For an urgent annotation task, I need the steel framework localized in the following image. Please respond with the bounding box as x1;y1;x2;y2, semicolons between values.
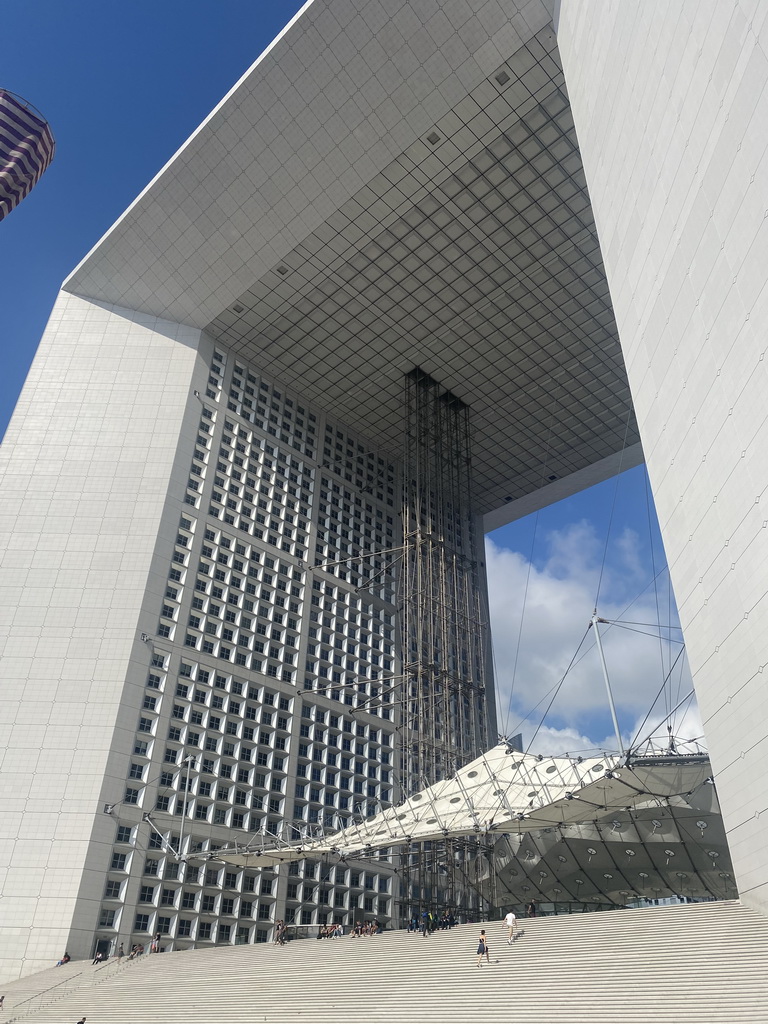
398;368;493;918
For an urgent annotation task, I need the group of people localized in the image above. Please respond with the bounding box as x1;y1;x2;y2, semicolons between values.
409;910;458;935
60;931;167;970
350;920;380;937
54;901;541;981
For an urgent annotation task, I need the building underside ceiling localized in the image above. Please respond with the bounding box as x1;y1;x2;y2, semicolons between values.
64;9;642;520
204;30;640;516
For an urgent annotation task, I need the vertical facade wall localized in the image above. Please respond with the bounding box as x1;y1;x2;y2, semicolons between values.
558;0;768;912
0;293;207;978
0;294;410;982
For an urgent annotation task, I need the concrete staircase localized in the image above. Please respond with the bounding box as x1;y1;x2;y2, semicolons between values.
3;901;768;1023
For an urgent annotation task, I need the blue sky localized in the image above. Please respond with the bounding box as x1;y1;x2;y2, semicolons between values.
0;1;698;756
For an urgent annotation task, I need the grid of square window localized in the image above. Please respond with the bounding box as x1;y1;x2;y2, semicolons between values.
130;655;293;829
101;820;393;944
227;360;317;462
105;346;403;950
320;426;396;506
293;703;394;826
208;421;313;555
314;477;400;599
185;532;304;679
284;859;392;926
303;581;396;720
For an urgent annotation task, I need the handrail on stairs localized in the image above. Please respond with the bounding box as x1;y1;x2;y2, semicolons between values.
5;957;136;1023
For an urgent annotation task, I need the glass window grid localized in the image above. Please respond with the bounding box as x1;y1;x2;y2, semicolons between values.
116;352;402;946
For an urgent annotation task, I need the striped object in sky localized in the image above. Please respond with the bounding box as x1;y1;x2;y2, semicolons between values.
0;89;55;222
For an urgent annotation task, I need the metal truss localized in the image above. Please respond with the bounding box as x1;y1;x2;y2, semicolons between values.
398;368;493;919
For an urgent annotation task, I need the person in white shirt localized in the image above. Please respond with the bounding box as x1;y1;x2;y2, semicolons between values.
502;910;517;944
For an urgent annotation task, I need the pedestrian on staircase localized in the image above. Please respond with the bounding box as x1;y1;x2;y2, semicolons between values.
0;994;5;1010
476;930;491;967
502;910;517;943
116;944;124;961
75;1017;86;1024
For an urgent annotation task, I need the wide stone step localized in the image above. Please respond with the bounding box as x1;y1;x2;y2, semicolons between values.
7;902;768;1024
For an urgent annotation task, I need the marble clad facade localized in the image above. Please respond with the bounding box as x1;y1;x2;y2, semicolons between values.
1;0;766;983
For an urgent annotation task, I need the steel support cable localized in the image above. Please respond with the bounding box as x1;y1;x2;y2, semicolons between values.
671;648;688;734
607;619;684;629
524;624;593;754
501;557;671;749
631;688;696;753
594;402;636;612
625;642;687;753
643;466;670;720
527;563;677;742
601;621;685;643
500;515;539;740
512;564;674;727
501;399;557;739
503;674;577;747
489;637;504;741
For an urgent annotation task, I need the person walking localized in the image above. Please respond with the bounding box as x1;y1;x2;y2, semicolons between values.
502;909;518;944
0;994;5;1010
526;898;537;918
476;929;491;967
116;943;124;961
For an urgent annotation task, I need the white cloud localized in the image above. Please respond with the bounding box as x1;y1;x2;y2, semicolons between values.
485;522;700;757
